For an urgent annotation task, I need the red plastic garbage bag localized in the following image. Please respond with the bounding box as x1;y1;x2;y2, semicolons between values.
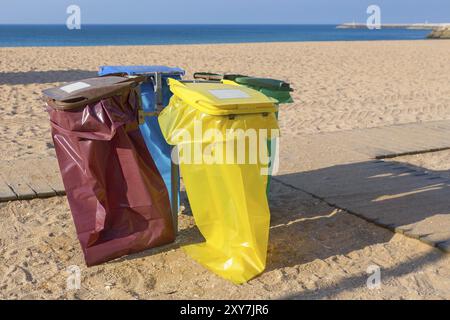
43;77;175;266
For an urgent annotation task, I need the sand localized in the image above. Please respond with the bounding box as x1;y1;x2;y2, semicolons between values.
394;150;450;179
2;183;450;300
1;40;450;299
1;40;450;160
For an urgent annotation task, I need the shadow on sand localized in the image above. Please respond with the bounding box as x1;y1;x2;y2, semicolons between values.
266;159;450;298
110;159;450;297
108;190;204;264
275;160;450;245
281;250;443;299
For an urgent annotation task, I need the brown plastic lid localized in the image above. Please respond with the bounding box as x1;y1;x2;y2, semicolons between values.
43;76;144;110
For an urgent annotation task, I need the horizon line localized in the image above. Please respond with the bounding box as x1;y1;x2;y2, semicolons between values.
0;23;341;25
1;22;448;26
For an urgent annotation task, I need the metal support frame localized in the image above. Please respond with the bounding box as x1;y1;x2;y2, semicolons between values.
152;72;179;235
154;72;164;113
170;147;180;235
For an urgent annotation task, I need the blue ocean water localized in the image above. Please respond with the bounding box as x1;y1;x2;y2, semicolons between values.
0;24;431;47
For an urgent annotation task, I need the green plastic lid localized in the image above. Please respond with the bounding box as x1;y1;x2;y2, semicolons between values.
234;77;293;92
233;77;294;104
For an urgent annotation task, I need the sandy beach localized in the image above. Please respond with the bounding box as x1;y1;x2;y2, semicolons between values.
2;40;450;161
2;40;450;299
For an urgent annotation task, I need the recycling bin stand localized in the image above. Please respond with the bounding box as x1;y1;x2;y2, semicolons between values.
158;79;279;284
43;76;175;266
98;66;185;235
194;72;294;194
227;77;293;194
193;72;293;104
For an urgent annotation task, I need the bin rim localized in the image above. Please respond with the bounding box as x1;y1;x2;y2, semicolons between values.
193;72;293;92
234;77;293;92
193;72;248;82
98;65;185;77
43;76;144;111
168;79;278;116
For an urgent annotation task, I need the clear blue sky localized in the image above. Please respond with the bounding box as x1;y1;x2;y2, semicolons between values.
0;0;448;24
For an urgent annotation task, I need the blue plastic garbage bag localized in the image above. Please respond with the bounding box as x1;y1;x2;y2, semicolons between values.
98;66;185;216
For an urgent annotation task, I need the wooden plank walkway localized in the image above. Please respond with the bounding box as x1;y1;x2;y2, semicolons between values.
275;160;450;253
280;120;450;174
276;119;450;253
2;119;450;253
0;157;64;201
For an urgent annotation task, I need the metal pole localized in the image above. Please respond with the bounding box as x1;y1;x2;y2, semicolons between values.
171;147;179;235
155;72;163;112
154;73;178;235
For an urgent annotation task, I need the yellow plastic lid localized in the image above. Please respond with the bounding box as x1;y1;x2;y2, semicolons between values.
168;78;278;116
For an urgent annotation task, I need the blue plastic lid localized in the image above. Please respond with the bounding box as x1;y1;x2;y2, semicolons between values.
98;65;185;77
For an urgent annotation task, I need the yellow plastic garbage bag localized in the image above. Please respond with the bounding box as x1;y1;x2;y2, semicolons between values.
158;79;279;284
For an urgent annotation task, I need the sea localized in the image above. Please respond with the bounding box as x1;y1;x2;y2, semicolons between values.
0;24;431;47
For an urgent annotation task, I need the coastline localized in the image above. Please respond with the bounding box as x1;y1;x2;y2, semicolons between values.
0;24;432;47
0;38;436;48
0;37;439;50
337;23;450;29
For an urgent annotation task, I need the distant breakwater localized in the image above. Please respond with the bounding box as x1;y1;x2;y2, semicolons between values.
336;23;448;30
337;23;450;39
427;27;450;39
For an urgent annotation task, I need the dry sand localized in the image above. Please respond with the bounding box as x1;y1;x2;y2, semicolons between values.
1;40;450;160
1;40;450;299
394;150;450;180
2;182;450;300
